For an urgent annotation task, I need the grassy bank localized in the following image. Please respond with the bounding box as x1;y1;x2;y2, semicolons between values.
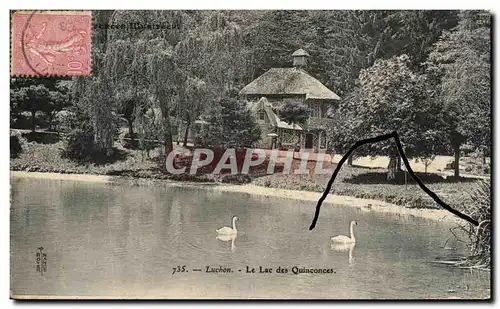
251;169;479;211
11;140;483;212
10;141;221;183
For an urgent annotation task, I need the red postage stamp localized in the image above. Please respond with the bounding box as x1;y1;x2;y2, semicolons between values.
11;11;92;77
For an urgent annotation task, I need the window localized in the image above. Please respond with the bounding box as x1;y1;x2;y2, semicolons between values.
320;131;327;148
320;103;328;118
310;103;320;117
259;110;266;121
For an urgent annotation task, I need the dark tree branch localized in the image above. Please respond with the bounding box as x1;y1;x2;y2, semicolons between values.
309;131;479;231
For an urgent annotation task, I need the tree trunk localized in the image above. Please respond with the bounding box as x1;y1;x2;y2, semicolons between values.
127;119;134;137
387;153;397;182
183;120;191;147
453;142;460;177
31;110;36;133
176;119;181;145
161;108;174;156
396;155;402;172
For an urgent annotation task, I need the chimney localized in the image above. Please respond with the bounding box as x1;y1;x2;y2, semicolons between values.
292;48;310;68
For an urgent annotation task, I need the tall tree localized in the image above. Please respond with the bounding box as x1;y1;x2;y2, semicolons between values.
246;10;316;80
65;10;118;156
10;77;69;132
358;10;459;70
174;11;245;146
104;11;193;156
10;84;50;133
198;98;261;148
328;55;446;181
307;11;369;96
179;77;208;146
426;10;491;176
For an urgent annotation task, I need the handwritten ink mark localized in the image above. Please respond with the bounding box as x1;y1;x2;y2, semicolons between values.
309;131;479;231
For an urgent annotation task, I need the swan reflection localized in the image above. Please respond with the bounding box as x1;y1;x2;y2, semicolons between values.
331;242;355;266
216;234;237;252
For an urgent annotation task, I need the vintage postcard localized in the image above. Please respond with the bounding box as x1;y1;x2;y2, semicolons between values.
9;10;491;300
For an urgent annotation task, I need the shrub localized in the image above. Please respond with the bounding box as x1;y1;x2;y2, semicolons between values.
62;128;97;161
10;131;27;158
122;133;140;150
454;180;490;269
197;98;261;148
59;101;113;162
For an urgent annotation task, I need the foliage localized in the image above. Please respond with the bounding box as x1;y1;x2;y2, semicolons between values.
328;55;446;162
176;11;245;96
196;101;224;148
358;11;459;70
453;180;490;268
63;128;97;161
176;77;209;145
103;11;245;157
426;10;491;176
198;98;261;148
59;98;98;161
10;131;27;158
278;101;311;126
72;75;118;155
10;84;51;132
244;10;459;96
59;76;119;162
428;11;491;149
10;77;72;131
10;10;491;174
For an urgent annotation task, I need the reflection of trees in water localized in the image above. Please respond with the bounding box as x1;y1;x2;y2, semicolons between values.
60;182;114;225
192;190;252;224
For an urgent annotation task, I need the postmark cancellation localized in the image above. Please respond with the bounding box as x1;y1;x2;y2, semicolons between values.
11;11;92;77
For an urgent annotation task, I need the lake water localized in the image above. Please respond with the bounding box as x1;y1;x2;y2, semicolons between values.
10;177;490;299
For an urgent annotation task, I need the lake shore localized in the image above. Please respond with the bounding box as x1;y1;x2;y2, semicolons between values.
11;170;464;225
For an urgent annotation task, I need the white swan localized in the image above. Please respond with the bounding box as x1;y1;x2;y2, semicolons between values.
216;216;238;235
331;221;357;244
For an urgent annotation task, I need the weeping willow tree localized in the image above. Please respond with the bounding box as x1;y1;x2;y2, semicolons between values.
68;74;116;158
62;10;117;157
173;12;246;148
177;77;208;146
103;11;193;158
104;37;178;155
101;11;245;162
175;12;245;96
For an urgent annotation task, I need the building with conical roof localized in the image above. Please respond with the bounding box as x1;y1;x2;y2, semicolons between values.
240;49;340;151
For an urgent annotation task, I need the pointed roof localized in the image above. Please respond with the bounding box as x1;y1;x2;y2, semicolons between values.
292;48;310;57
239;68;340;101
247;97;303;130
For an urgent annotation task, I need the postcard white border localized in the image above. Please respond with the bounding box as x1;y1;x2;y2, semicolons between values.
2;0;498;308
